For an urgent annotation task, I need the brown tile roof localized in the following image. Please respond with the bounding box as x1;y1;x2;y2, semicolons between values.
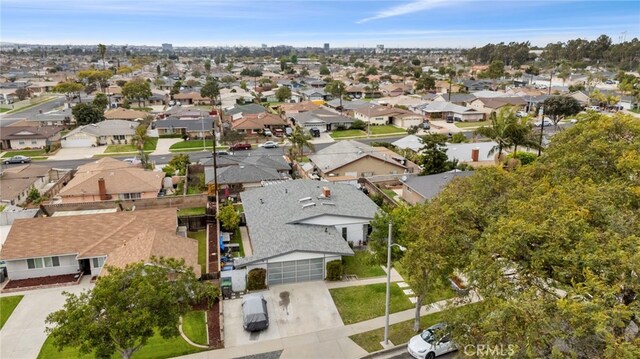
58;157;163;198
0;126;62;140
104;108;149;120
0;164;50;202
232;113;287;130
279;101;320;113
475;97;527;109
174;92;206;100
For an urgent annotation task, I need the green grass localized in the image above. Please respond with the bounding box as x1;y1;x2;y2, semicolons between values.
182;311;207;346
342;251;386;278
455;120;489;128
329;283;414;324
178;207;206;216
383;189;398;199
144;137;159;151
368;125;406;135
2;149;47;158
330;129;366;139
230;227;245;257
188;231;207;275
0;107;10;113
104;138;158;153
170;140;215;150
0;295;23;329
630;108;640;114
37;330;203;359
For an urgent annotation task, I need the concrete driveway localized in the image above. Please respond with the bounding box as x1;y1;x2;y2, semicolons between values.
151;138;183;155
223;281;344;347
49;146;107;160
0;278;93;359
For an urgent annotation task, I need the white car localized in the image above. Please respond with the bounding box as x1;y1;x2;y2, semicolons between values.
569;118;578;124
516;111;528;118
534;119;552;127
407;323;456;359
261;141;278;148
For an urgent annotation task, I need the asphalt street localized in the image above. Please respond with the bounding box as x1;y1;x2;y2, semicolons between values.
388;349;458;359
0;97;66;126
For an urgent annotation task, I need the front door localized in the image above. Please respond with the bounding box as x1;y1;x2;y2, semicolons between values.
80;259;91;275
326;123;332;131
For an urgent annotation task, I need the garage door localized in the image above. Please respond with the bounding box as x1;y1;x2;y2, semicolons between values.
62;138;94;148
267;258;324;285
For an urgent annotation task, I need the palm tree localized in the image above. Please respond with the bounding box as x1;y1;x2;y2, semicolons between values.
97;44;107;70
505;117;541;157
289;126;315;161
325;80;346;113
133;124;151;168
474;106;517;163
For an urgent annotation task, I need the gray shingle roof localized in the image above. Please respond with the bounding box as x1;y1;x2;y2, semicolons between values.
63;120;138;138
290;108;355;125
236;180;379;266
403;172;474;203
224;103;266;116
154;118;214;131
204;165;285;185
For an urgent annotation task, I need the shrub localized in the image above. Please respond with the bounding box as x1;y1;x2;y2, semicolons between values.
450;132;467;143
247;268;267;290
326;260;343;281
335;124;347;131
370;194;384;207
407;125;420;135
509;151;537;165
351;119;367;130
159;134;184;139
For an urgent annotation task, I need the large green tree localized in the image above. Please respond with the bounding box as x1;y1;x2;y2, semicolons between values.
418;133;456;175
122;78;152;107
275;86;292;102
289;126;315;161
92;92;108;110
45;258;219;359
71;103;105;125
200;78;220;106
53;82;85;103
474;106;519;162
219;200;240;232
78;70;113;92
543;96;582;127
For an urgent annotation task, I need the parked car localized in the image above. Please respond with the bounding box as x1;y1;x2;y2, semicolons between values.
273;128;284;137
242;294;269;332
569;118;578;124
422;121;431;130
446;116;454;123
309;128;321;137
588;105;601;111
407;323;456;359
263;129;273;137
262;141;278;148
3;155;31;164
230;143;252;151
534;119;552;127
516;111;528;118
215;150;230;155
123;157;141;165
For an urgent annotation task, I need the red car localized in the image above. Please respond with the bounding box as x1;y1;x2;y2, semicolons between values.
230;143;252;151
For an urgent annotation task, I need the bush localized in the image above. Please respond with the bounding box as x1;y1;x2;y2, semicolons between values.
351;119;367;130
370;194;384;207
509;151;537;165
247;268;267;290
407;125;419;135
326;260;343;281
159;134;184;139
450;133;467;143
335;124;347;131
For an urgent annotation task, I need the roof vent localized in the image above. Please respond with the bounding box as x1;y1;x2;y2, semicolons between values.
321;202;335;206
301;202;316;209
298;197;312;203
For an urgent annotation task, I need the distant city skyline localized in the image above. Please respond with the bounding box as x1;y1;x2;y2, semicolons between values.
1;0;639;48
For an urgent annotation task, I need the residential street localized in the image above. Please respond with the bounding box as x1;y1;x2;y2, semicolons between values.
0;96;66;126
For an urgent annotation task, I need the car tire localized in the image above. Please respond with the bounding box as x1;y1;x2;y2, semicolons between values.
3;161;8;165
426;352;435;359
20;161;25;163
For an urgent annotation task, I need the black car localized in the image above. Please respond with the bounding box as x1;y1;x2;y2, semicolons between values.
3;155;32;164
309;128;321;137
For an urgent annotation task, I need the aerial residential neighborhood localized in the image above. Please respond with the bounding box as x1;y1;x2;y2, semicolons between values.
0;1;638;359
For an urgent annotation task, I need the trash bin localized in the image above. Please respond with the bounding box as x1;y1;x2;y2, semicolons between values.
221;278;233;299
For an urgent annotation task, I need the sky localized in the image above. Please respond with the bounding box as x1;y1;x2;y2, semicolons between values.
1;0;639;48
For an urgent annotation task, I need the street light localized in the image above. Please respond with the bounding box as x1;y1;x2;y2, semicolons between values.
384;222;406;346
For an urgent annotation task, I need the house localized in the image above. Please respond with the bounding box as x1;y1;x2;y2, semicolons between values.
203;154;291;199
104;108;149;121
469;97;527;114
224;103;267;120
301;89;331;102
380;83;411;97
415;102;485;122
290;108;355;132
0;164;51;206
231;113;287;135
28;107;74;126
61;120;139;148
431;93;476;106
0;208;200;281
234;180;379;285
434;81;462;94
353;105;423;128
569;91;591;107
154;117;213;139
173;91;209;105
58;158;163;203
401;172;474;205
345;85;365;99
278;101;320;118
0;126;62;150
324;99;370;116
374;95;425;109
309;140;409;178
27;81;59;94
159;105;210;119
393;135;502;166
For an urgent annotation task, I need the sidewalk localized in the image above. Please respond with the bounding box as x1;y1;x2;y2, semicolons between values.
325;267;403;289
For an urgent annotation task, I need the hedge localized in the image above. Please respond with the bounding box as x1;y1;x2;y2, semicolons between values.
247;268;267;290
326;260;343;281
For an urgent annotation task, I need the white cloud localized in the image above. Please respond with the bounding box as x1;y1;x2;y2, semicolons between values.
356;0;453;23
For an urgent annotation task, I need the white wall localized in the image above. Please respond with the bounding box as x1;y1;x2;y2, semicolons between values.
336;223;367;244
10;138;47;150
296;214;369;245
5;254;79;280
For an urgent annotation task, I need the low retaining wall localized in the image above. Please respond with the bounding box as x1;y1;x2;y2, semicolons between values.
41;194;208;214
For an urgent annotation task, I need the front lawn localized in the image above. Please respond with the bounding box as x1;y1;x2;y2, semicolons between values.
104;138;158;153
330;129;366;139
2;149;47;158
455;120;489;128
170;140;214;150
182;311;207;346
0;295;23;329
329;283;414;324
37;330;203;359
342;250;385;278
368;125;406;135
188;231;207;275
0;107;10;113
229;227;245;257
178;207;206;216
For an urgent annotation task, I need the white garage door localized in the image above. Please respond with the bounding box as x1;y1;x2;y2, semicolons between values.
62;138;94;148
267;258;324;285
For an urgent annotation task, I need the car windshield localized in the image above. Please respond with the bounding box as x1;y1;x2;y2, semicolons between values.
420;329;435;343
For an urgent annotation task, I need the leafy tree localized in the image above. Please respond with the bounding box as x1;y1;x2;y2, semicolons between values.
418;133;456;175
97;43;107;69
122;78;152;107
200;78;220;106
15;87;29;101
290;54;298;64
351;119;366;130
221;129;245;145
319;65;330;76
92;92;108;110
168;154;190;176
543;96;582;127
275;86;292;102
240;68;262;77
449;132;467;143
325;80;346;111
289;126;315;161
170;80;182;96
78;70;113;92
503;116;540;160
478;60;505;80
185;79;200;88
219;200;240;232
415;74;436;92
156;64;161;76
411;58;421;66
71;103;105;125
46;258;218;359
27;186;41;204
117;66;133;75
365;66;379;76
53;82;85;102
299;68;310;77
240;80;247;91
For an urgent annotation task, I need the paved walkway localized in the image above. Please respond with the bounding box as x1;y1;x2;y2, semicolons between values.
325;267;403;289
238;226;252;256
151;138;183;156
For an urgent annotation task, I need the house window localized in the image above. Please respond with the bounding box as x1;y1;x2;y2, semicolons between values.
27;256;60;269
92;257;105;268
113;135;125;140
19;140;25;145
120;193;141;200
31;140;38;144
342;227;348;240
27;258;43;269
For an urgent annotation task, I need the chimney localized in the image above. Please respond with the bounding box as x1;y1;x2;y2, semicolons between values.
471;147;480;162
98;178;109;200
322;186;331;198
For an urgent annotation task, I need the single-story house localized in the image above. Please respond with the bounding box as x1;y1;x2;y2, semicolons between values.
224;103;267;120
27;81;59;94
309;140;409;178
159;105;210;119
324;99;370;116
278;101;320;118
353;105;423;128
58;157;163;203
0;126;62;150
301;89;332;102
235;180;379;286
434;81;462;94
469;97;527;114
231;113;288;135
61;120;139;148
28;107;74;126
154;117;214;139
415;102;485;122
0;164;51;206
104;108;149;121
0;208;200;281
289;108;355;132
401;172;474;205
393;135;502;166
430;93;476;106
380;83;411;97
345;85;365;99
173;91;209;105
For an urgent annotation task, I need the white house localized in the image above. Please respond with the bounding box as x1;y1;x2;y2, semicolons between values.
235;180;379;286
353;105;423;128
61;120;139;148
